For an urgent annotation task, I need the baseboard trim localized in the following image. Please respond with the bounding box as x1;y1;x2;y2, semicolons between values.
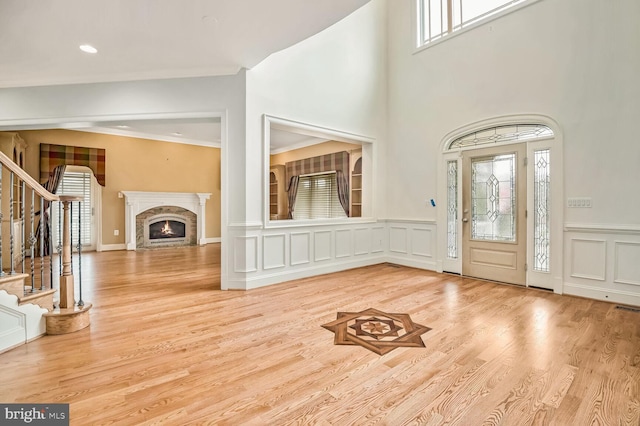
204;237;221;244
385;256;438;271
26;332;45;344
243;256;387;290
563;282;640;307
0;340;26;355
99;244;126;252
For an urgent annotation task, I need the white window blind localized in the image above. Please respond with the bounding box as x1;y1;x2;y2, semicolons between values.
293;173;347;220
55;171;92;246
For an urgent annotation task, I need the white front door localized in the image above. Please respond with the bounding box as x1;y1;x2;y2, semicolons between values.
461;144;527;285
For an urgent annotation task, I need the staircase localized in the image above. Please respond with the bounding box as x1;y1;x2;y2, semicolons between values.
0;150;91;353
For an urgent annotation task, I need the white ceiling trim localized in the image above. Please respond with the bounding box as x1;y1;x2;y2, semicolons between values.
70;127;221;148
270;137;330;155
0;65;241;89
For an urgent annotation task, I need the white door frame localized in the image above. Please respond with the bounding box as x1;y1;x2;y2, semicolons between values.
0;111;227;288
437;114;564;293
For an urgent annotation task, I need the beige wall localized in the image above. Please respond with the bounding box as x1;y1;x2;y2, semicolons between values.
270;141;362;166
19;129;220;246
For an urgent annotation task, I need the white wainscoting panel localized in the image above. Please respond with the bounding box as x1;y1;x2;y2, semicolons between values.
263;234;286;270
314;231;332;262
372;227;385;253
0;304;25;353
412;228;433;258
290;232;311;266
244;221;387;289
570;239;606;281
234;236;258;273
389;226;408;254
564;225;640;306
385;221;438;270
354;228;370;256
335;229;352;258
614;241;640;286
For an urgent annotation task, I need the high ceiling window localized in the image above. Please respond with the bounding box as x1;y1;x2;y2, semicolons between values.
417;0;537;47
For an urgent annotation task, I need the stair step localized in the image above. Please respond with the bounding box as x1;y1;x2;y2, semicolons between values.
0;273;29;298
19;288;56;311
44;303;92;335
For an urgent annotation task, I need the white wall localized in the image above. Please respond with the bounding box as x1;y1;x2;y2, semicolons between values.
387;0;640;304
231;0;389;289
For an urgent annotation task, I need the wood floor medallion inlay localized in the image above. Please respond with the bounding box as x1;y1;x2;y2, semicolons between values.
322;308;431;355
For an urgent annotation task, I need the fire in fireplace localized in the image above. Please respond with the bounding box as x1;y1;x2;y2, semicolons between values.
149;220;186;240
140;211;194;248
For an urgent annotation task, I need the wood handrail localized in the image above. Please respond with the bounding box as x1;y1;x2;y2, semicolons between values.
0;150;59;201
58;195;84;202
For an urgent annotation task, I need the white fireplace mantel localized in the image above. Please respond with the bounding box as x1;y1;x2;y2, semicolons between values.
121;191;211;250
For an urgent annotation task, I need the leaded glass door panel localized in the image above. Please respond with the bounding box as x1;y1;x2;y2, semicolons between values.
462;144;526;285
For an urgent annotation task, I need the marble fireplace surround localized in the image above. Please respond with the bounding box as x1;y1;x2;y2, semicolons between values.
121;191;211;251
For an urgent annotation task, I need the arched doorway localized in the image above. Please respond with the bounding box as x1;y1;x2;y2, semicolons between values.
438;116;563;291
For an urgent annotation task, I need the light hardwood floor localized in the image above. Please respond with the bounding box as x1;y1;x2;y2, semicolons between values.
1;244;639;425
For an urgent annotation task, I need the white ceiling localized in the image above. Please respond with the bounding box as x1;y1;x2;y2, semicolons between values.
0;0;369;88
0;1;369;151
74;122;327;152
270;129;328;153
73;118;222;147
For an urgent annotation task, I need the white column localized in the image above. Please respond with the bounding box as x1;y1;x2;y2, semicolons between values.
124;198;137;251
196;193;211;245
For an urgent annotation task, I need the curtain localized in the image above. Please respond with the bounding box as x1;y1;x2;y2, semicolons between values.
336;170;349;216
35;164;67;255
286;175;300;219
285;151;349;183
40;143;106;186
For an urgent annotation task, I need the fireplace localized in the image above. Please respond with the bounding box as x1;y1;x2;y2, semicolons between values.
136;208;196;248
146;215;188;246
150;219;186;241
121;191;211;251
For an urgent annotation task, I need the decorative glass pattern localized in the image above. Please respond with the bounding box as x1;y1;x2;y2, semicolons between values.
534;149;551;272
449;124;553;150
471;154;516;241
447;160;458;259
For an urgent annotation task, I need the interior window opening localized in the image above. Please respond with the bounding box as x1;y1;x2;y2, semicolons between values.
268;124;366;221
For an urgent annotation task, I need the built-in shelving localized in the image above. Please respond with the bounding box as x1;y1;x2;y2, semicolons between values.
269;172;278;217
351;156;362;217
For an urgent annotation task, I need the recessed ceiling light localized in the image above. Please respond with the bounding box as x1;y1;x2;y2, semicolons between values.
79;44;98;54
172;132;183;136
116;125;130;129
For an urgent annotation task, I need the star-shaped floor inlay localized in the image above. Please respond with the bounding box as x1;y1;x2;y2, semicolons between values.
322;308;431;355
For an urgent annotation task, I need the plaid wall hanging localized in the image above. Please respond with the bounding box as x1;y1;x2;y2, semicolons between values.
285;151;349;184
40;144;106;186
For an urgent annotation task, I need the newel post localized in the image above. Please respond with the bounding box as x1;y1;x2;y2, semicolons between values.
59;199;74;308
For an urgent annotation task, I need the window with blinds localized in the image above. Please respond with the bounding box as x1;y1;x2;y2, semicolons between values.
293;173;347;220
53;171;93;247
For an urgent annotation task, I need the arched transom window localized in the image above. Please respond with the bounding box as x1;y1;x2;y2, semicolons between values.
448;124;553;150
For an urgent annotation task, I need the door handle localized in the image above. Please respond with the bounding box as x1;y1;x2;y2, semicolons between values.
462;218;469;222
